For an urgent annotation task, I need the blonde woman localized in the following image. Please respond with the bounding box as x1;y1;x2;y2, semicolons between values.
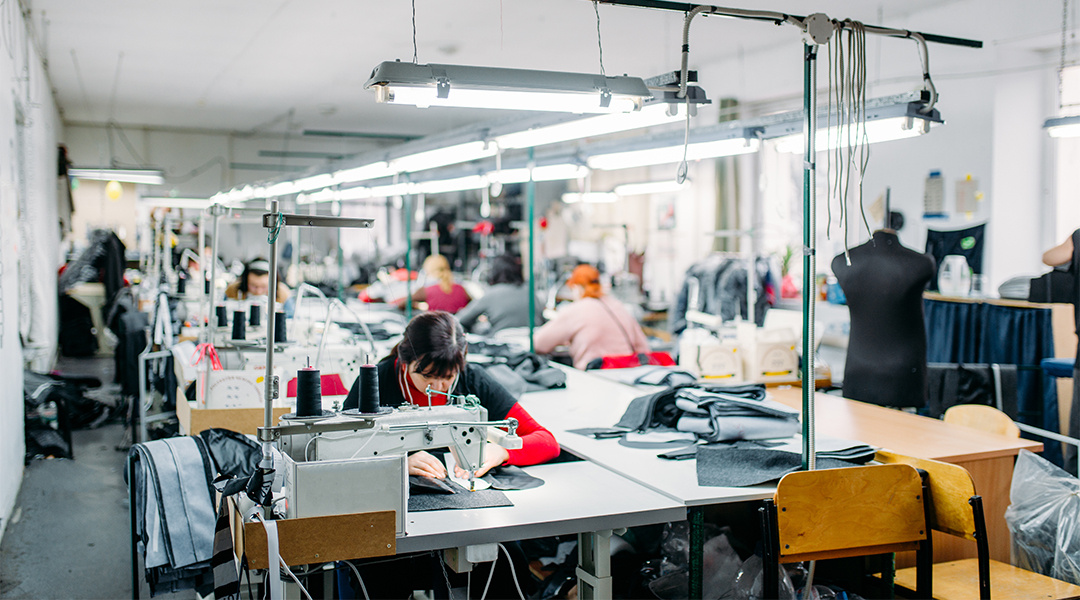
398;254;472;313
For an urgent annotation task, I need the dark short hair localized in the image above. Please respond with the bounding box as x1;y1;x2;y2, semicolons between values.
392;311;467;378
488;255;524;286
239;257;270;294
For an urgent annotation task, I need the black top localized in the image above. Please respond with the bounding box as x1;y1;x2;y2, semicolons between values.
832;231;937;407
343;356;517;420
1071;229;1080;357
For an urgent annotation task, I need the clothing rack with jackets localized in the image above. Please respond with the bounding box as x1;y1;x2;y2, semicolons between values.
671;254;771;335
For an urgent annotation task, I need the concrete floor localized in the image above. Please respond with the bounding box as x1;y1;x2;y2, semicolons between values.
0;357;186;599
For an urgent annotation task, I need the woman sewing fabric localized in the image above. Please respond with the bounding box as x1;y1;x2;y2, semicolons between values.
224;257;291;303
344;310;559;477
533;264;650;370
340;311;559;598
397;254;472;314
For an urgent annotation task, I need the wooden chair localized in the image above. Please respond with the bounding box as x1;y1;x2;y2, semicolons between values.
943;404;1021;438
760;463;930;599
877;450;1080;600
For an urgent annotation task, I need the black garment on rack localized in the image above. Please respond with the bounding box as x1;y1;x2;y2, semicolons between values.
833;231;936;407
925;363;1019;419
924;224;985;290
672;255;769;335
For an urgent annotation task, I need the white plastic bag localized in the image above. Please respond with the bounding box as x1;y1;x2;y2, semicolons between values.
1004;449;1080;584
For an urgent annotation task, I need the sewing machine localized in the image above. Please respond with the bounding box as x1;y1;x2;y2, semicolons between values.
262;391;521;536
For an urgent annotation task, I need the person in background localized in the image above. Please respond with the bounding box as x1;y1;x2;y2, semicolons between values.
225;257;290;303
1043;228;1080;472
533;263;650;370
456;254;543;334
398;254;471;313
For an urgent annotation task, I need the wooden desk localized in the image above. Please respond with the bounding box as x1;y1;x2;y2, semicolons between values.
769;387;1042;563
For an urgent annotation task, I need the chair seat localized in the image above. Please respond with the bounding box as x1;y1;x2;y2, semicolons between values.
895;559;1080;600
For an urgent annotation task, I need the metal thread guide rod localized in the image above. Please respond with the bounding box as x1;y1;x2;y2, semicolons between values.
802;42;819;472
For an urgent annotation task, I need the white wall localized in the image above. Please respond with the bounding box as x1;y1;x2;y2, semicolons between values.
1;9;64;542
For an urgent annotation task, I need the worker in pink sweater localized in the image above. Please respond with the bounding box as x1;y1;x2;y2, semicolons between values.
533;264;650;370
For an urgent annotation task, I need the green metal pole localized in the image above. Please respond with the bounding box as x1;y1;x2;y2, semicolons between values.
527;147;536;353
404;184;413;322
801;43;818;472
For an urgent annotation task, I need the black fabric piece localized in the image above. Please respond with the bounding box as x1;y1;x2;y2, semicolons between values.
343;357;517;420
695;446;855;487
482;465;545;490
506;352;567;391
925;363;1019;419
566;427;628;439
482;363;529;400
1027;268;1076;303
657;446;699;460
57;293;98;357
833;231;936;407
617;434;696;450
199;428;261;479
1064;229;1080;472
924;223;985;287
614;383;773;441
108;293;149;397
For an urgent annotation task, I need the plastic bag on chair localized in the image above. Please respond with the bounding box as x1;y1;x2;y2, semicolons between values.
1004;449;1080;584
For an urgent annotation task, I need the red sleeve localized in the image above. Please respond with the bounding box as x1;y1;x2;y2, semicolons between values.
503;403;560;467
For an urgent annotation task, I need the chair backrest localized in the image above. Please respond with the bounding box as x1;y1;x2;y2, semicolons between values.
943;404;1020;438
772;463;927;563
875;450;979;541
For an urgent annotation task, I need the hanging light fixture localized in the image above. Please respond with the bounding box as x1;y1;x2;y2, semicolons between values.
1046;114;1080;138
766;95;943;153
69;168;165;185
365;62;652;114
586;121;761;171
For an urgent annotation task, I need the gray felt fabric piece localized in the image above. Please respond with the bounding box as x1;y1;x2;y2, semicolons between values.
695;446;856;487
408;488;513;511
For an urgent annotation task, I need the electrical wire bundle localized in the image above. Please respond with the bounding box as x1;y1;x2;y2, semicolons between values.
825;19;872;262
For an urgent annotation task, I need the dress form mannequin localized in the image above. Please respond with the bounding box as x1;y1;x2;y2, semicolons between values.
832;230;936;407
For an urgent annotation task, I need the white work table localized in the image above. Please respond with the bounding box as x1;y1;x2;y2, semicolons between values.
397;460;685;554
518;366;774;507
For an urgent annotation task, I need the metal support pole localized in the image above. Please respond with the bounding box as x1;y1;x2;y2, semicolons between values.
801;44;818;471
261;200;280;473
207;206;222;344
404;190;413;322
576;530;613;600
688;506;705;599
527;147;536;353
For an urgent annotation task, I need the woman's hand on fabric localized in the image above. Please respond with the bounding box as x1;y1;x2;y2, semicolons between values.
454;442;509;479
408;451;447;478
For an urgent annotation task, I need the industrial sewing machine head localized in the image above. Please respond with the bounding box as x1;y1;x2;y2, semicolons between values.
259;388;521;536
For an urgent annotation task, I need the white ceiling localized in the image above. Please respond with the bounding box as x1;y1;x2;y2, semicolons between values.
35;0;975;139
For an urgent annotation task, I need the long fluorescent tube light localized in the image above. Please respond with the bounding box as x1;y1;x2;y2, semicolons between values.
494;92;705;150
366;62;651;114
416;175;486;195
773;115;937;153
367;182;416;197
333;161;395;183
487;164;589;184
1044;115;1080;138
588;137;760;171
139;197;214;209
69;168;165;185
614;180;688;196
292;173;337;192
562;192;618;204
390;140;495;173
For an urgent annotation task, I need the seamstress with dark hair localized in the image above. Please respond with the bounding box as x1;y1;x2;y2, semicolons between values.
456;254;543;334
1043;228;1080;471
340;311;559;599
344;310;559;477
224;257;290;303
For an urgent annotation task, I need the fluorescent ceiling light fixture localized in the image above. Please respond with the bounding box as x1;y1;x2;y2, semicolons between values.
494;92;706;150
416;175;486;195
1044;115;1080;138
69;168;165;185
366;62;651;114
487;164;589;184
367;182;416;198
614;180;688;196
293;173;336;192
562;192;618;204
333;161;395;183
588;137;759;171
390;140;495;174
264;181;298;197
773;116;938;153
139;197;214;210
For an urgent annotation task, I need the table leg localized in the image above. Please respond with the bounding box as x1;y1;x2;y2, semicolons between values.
577;530;613;600
688;506;705;600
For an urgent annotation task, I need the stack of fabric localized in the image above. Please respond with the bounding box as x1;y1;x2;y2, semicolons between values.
128;437;216;595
